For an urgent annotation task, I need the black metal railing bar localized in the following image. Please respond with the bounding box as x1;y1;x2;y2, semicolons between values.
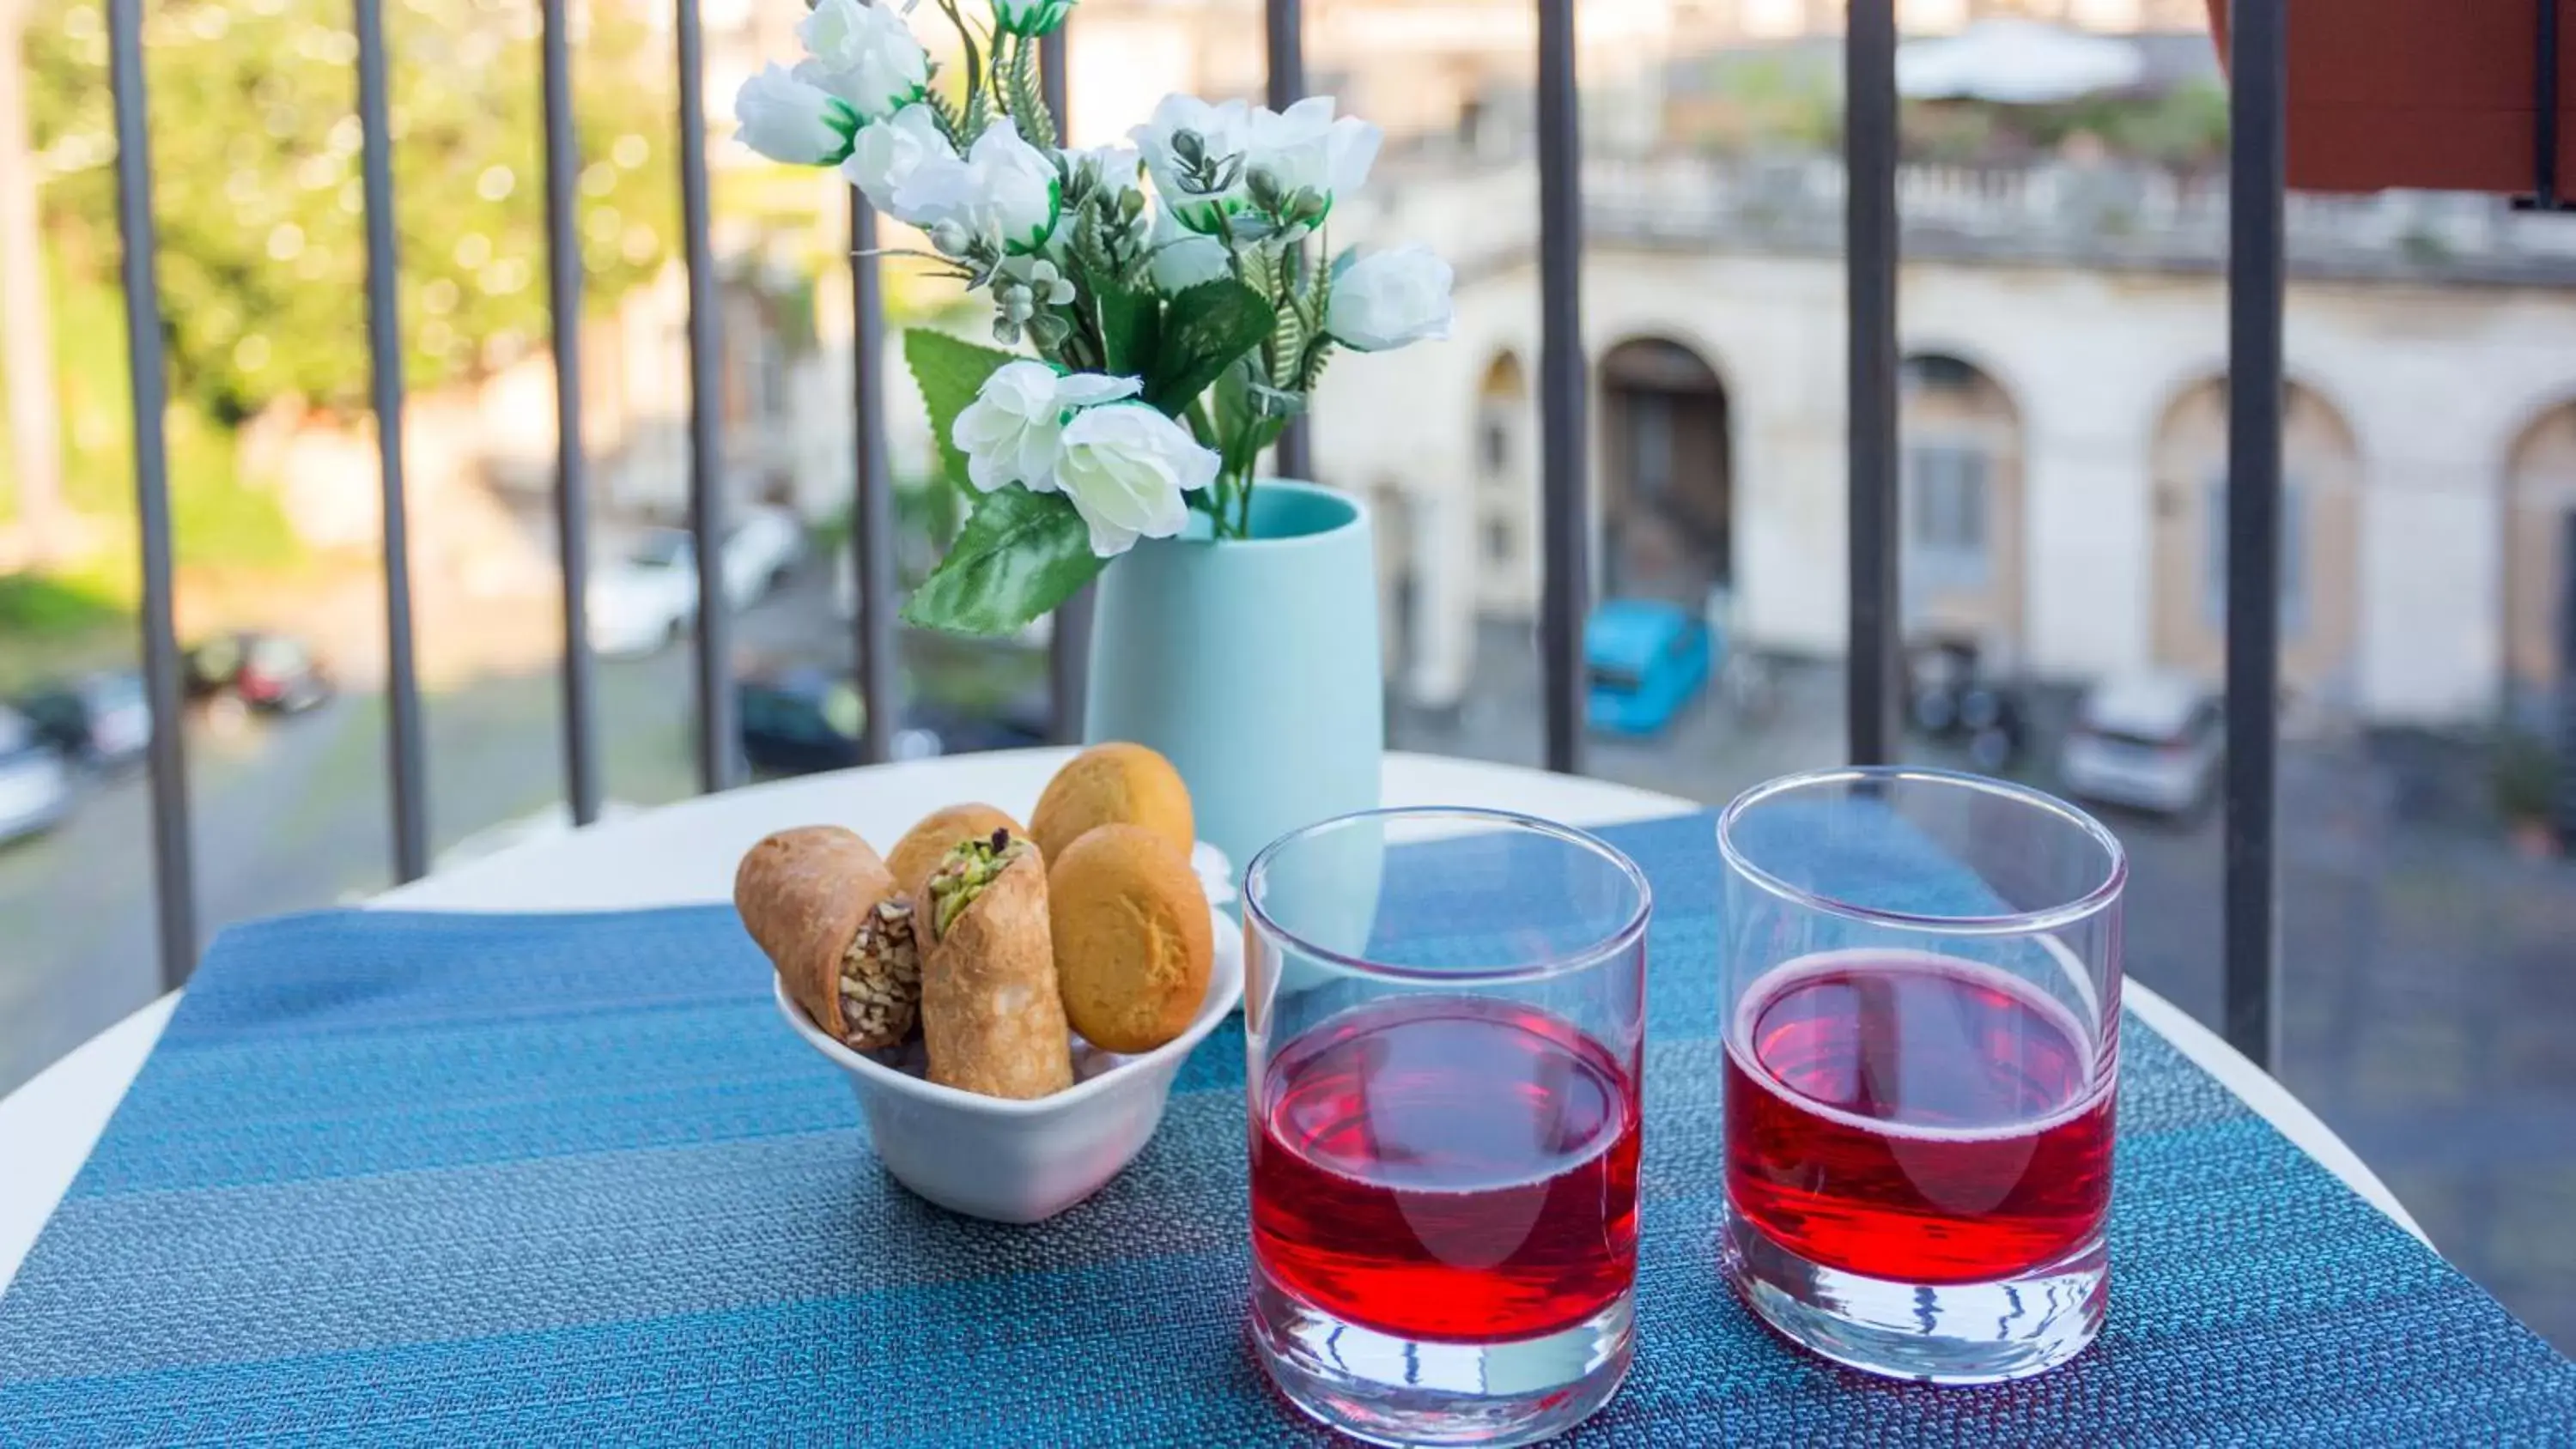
1264;0;1313;485
2522;0;2561;213
678;0;739;794
1534;0;1586;776
541;0;602;825
355;0;428;882
2223;0;2287;1070
106;0;196;991
848;187;899;767
1844;0;1901;768
1041;31;1090;746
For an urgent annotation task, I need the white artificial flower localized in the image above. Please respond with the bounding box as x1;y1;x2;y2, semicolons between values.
734;64;858;166
1327;245;1454;352
795;0;928;122
1245;95;1380;213
840;104;956;225
1148;206;1231;294
1131;94;1252;234
991;0;1073;38
894;118;1061;253
953;363;1141;494
1054;403;1220;558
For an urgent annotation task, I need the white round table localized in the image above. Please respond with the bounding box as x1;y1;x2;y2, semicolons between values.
0;749;2427;1293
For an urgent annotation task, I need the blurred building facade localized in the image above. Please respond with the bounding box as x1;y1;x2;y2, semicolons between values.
1317;155;2576;727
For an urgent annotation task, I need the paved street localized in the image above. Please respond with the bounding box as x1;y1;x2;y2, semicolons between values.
1394;625;2576;1353
4;603;2570;1353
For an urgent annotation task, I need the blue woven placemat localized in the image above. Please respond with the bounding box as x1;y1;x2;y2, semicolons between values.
3;810;2572;1445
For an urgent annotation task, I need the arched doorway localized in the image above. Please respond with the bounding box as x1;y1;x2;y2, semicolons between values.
1899;353;2026;659
2148;379;2363;700
1600;337;1731;606
2504;401;2576;729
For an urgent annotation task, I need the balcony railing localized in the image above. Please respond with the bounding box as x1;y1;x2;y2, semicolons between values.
98;0;2300;1068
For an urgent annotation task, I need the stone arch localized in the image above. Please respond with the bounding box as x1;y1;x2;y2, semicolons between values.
2503;399;2576;725
1899;350;2026;663
2146;376;2365;700
1598;335;1733;604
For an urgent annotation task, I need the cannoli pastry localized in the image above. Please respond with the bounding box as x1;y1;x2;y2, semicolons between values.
889;803;1026;905
733;826;921;1051
920;829;1076;1099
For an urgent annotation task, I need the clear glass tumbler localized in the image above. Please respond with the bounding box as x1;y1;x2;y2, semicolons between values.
1716;767;2126;1385
1243;808;1652;1448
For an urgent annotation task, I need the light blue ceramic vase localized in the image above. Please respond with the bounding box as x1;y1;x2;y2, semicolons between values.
1083;481;1384;886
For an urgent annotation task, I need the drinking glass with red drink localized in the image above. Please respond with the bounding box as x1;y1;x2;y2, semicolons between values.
1716;767;2126;1385
1243;809;1650;1447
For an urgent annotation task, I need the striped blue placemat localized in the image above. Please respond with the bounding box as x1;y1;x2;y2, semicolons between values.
2;811;2571;1445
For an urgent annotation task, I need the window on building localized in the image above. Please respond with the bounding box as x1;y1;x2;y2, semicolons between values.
1905;440;1990;587
2202;475;2309;637
1485;517;1513;564
1480;414;1510;476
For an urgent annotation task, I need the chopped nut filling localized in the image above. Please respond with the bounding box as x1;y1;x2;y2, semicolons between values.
835;896;920;1048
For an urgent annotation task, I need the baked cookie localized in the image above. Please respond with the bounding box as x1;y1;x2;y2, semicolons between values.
1029;742;1194;864
1047;823;1212;1054
889;802;1026;904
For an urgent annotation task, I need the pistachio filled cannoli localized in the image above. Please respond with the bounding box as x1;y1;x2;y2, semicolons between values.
734;826;921;1052
889;803;1026;906
920;829;1075;1099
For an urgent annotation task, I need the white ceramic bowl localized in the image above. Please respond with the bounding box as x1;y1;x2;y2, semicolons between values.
774;901;1244;1223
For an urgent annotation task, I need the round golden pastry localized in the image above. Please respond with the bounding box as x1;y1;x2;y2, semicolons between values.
1029;742;1194;864
888;802;1026;903
1047;823;1212;1054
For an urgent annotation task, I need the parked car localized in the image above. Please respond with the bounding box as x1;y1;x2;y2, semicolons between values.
721;506;805;605
15;671;150;770
184;633;334;715
591;512;808;658
737;669;1045;777
0;706;72;845
586;529;701;658
1905;639;2028;772
1585;599;1712;736
2059;672;2225;817
737;670;931;777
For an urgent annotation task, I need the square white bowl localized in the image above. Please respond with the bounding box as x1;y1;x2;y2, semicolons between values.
773;901;1244;1223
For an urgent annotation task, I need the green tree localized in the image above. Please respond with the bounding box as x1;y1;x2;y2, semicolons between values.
22;0;677;425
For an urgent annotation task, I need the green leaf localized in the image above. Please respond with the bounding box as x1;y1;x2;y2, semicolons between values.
1096;277;1162;377
1147;280;1277;416
905;330;1022;490
901;485;1109;635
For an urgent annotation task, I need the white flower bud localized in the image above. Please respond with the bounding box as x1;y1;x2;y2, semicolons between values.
1327;245;1453;353
734;64;856;167
795;0;928;123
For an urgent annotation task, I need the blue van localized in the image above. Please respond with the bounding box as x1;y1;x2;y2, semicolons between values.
1585;599;1713;736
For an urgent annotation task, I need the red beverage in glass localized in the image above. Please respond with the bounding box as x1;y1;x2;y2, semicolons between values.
1724;951;2115;1285
1251;995;1642;1343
